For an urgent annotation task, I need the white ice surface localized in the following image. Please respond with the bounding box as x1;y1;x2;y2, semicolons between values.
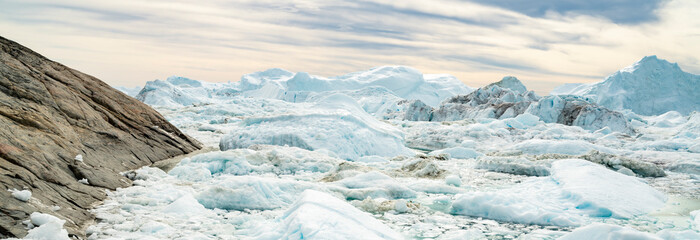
8;189;31;202
256;190;403;240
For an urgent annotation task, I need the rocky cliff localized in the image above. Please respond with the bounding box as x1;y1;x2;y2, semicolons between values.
0;36;202;238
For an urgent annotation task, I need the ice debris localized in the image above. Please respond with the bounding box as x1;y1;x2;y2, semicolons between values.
8;188;31;202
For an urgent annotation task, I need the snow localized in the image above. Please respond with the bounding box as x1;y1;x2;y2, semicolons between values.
78;178;89;185
8;188;31;202
552;56;700;116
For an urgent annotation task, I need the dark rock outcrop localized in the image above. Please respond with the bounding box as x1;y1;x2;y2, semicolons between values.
0;36;201;238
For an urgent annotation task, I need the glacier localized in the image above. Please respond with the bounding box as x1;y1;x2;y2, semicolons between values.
86;63;700;240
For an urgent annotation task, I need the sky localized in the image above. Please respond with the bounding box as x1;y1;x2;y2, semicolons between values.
1;0;699;95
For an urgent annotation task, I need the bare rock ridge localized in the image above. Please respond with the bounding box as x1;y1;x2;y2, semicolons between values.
0;36;202;238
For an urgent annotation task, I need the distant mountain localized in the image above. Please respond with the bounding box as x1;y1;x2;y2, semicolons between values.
551;56;700;116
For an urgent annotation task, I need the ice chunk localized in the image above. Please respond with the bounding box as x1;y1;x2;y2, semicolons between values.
195;176;320;211
429;147;483;159
451;178;583;227
74;154;83;162
445;175;461;187
551;159;666;218
8;188;31;202
580;150;666;177
451;159;665;226
259;190;403;240
170;147;342;180
161;194;207;215
475;157;550;176
332;171;417;200
24;212;70;240
692;210;700;231
399;158;447;178
394;199;409;213
559;223;661;240
511;139;614;155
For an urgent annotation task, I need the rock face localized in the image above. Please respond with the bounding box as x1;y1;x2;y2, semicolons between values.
0;36;201;238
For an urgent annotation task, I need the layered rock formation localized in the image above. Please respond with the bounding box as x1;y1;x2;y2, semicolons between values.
0;36;201;238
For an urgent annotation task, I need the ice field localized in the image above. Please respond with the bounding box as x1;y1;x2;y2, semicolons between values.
23;58;698;239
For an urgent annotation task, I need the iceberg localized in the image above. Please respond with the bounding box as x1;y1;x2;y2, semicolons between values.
219;94;415;160
257;190;403;240
424;77;631;133
136;66;473;109
551;56;700;116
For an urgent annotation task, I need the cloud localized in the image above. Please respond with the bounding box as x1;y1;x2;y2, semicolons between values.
467;0;664;24
0;0;697;95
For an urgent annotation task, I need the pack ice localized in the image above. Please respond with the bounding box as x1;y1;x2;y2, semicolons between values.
89;62;700;239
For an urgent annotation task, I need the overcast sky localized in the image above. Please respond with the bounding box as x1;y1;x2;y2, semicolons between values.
1;0;698;94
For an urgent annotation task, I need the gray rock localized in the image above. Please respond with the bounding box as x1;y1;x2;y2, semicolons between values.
0;36;201;238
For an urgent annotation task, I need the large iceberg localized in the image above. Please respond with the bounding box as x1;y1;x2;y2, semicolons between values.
219;94;415;160
551;56;700;115
424;77;632;132
136;66;473;109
